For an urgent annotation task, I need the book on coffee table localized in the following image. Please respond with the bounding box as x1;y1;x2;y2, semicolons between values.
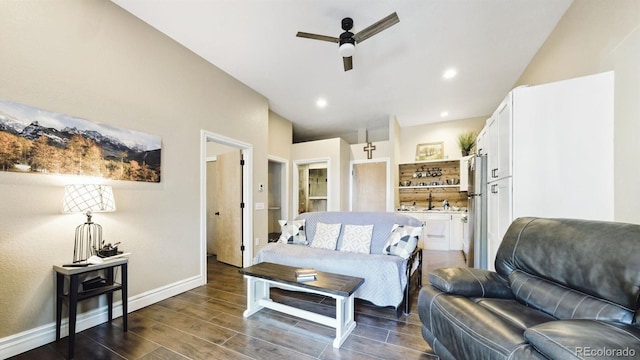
295;268;317;281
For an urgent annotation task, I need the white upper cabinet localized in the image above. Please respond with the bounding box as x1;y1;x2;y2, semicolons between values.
486;92;513;182
486;115;498;181
476;125;488;156
495;93;513;180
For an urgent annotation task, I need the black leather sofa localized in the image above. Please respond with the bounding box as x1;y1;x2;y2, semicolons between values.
418;217;640;360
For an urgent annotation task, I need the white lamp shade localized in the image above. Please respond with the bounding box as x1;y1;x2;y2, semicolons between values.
63;184;116;213
339;43;355;57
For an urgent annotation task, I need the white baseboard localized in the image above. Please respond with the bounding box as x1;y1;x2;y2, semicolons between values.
0;274;204;359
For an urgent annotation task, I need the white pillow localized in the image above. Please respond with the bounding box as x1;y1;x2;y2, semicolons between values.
277;219;307;245
310;222;342;250
382;224;422;258
339;224;374;254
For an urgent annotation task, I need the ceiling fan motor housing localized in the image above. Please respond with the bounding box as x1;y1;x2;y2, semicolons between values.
339;31;355;46
341;17;353;31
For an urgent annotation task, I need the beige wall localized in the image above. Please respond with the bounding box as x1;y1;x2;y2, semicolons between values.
0;0;269;346
398;116;487;163
390;116;402;209
350;141;391;162
515;0;640;224
268;111;292;159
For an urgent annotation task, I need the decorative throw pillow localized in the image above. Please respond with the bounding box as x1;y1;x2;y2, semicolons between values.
277;219;307;245
339;224;374;254
382;224;422;258
310;222;342;250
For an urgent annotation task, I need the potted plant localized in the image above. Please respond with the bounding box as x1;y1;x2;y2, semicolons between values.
457;131;476;156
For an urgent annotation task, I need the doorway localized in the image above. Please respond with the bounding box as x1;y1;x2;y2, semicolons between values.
293;159;330;216
200;130;253;283
268;156;288;242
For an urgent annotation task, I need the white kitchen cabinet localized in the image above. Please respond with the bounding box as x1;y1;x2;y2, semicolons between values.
423;214;450;250
486;115;498;181
495;93;513;180
486;178;512;271
407;212;465;251
486;92;513;182
476;126;487;156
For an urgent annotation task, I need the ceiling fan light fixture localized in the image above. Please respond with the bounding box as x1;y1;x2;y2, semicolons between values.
339;42;355;57
339;30;356;58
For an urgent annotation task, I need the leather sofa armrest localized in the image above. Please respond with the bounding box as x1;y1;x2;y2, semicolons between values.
525;320;640;360
428;267;513;298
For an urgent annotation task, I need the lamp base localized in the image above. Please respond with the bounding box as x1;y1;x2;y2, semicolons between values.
72;220;103;263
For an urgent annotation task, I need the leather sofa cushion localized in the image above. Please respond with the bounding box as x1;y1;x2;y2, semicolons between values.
524;320;640;360
510;270;635;324
474;298;556;330
496;218;640;311
429;267;512;298
419;285;550;360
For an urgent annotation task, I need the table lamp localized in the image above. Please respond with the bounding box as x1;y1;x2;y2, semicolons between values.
63;184;116;263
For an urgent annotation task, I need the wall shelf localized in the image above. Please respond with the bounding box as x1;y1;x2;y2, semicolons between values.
398;160;467;209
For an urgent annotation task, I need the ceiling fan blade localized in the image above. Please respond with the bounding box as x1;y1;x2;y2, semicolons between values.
296;32;339;43
353;12;399;43
343;56;353;71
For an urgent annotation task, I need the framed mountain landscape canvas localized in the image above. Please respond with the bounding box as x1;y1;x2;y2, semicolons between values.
0;99;161;182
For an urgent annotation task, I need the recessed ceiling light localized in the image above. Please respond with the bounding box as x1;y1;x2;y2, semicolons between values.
440;111;449;117
316;98;327;108
443;68;457;79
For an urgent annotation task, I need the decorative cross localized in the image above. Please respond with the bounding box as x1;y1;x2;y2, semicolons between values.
363;142;376;159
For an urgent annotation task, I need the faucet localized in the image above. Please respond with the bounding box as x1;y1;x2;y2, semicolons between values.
428;191;434;210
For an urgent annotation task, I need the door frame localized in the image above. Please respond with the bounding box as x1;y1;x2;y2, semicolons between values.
292;158;331;217
349;158;392;211
200;130;253;283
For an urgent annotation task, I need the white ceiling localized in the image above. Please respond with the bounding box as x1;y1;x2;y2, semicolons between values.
111;0;572;143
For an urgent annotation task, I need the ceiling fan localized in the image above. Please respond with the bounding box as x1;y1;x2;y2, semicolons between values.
296;12;400;71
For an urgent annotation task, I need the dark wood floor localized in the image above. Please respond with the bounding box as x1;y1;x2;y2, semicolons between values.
10;250;465;360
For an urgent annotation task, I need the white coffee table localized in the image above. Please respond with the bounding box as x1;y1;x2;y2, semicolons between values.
239;262;364;348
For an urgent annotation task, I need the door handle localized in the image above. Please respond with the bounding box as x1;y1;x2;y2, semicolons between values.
214;212;220;216
492;169;498;178
491;184;498;194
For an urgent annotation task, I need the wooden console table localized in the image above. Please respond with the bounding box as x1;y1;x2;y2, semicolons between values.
53;257;128;359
